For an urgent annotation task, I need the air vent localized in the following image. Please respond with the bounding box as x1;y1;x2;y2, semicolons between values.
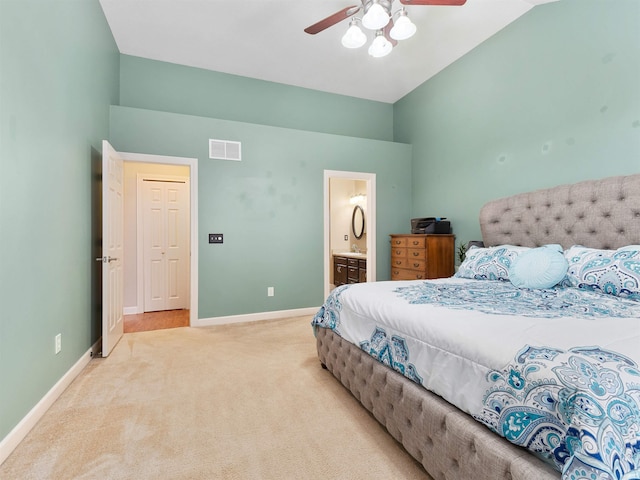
209;139;242;161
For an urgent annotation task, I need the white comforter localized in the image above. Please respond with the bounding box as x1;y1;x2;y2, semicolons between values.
312;278;640;479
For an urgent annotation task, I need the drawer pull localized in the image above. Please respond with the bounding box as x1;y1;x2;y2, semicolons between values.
395;261;402;265
413;252;419;256
395;250;402;255
413;263;420;268
416;275;424;279
412;241;420;245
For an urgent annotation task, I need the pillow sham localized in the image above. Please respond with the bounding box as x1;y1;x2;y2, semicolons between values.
564;245;640;301
509;244;568;289
455;245;529;281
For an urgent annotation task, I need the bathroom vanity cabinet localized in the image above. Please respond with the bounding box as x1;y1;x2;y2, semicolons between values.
333;254;366;287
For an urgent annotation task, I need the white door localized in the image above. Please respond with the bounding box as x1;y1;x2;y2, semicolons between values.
143;179;189;312
101;141;124;356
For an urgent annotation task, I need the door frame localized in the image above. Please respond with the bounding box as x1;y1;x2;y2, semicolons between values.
323;170;376;299
121;152;198;325
137;173;190;313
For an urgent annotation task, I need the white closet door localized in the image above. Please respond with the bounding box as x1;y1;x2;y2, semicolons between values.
143;180;189;312
164;182;189;310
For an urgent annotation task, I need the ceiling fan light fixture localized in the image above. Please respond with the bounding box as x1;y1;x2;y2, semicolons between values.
390;10;417;41
341;19;367;48
368;30;392;58
362;2;390;30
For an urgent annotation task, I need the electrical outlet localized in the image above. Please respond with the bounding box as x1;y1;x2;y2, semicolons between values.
267;287;274;297
344;235;348;241
55;334;62;354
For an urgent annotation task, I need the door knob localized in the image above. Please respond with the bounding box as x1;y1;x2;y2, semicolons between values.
95;256;118;263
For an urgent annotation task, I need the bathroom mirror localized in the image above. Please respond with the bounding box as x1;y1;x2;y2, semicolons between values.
352;205;365;240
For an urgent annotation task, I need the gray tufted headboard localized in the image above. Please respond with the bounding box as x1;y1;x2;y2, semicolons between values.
480;174;640;250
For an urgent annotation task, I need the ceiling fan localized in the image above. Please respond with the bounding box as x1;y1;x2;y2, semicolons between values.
305;0;467;57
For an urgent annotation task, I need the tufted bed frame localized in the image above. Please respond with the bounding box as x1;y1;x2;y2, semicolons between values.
315;174;640;480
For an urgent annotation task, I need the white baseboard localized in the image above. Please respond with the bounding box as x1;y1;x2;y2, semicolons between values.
0;340;100;465
123;306;139;315
193;306;319;327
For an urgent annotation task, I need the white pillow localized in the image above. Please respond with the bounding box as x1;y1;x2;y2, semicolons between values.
565;245;640;301
455;245;530;281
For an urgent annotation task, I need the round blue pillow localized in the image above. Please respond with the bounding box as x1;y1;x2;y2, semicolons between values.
509;244;568;289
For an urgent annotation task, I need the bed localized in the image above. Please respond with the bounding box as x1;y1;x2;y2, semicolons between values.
312;174;640;480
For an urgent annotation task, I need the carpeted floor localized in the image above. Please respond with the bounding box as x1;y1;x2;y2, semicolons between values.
0;316;432;479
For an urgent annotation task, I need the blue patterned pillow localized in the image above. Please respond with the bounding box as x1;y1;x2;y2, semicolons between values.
565;245;640;301
508;244;568;289
455;245;530;281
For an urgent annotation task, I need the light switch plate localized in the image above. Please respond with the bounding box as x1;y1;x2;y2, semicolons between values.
209;234;223;244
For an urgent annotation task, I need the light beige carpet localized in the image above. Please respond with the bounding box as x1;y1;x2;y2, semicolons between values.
1;316;432;479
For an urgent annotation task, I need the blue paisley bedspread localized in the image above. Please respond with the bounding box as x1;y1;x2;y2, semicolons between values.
312;279;640;479
394;280;639;319
475;345;640;479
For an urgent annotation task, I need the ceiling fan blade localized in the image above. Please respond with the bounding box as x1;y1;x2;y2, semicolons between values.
304;5;360;34
383;20;398;47
399;0;466;5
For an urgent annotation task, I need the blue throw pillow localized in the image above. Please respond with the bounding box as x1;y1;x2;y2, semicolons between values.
509;244;568;289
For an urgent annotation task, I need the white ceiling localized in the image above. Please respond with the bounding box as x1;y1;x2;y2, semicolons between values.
99;0;552;104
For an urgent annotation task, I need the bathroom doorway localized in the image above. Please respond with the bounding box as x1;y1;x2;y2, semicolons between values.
323;170;376;299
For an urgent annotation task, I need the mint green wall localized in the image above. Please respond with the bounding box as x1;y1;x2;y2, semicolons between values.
0;0;119;440
120;55;394;141
110;106;412;317
4;0;635;452
394;0;640;254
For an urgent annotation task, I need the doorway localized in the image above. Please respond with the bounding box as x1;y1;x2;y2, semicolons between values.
120;152;199;330
323;170;376;299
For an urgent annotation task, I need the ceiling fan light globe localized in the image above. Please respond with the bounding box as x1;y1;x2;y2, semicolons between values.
368;33;392;58
362;3;390;30
390;14;416;41
342;24;367;48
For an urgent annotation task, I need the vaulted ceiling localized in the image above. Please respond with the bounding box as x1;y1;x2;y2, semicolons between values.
99;0;555;103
